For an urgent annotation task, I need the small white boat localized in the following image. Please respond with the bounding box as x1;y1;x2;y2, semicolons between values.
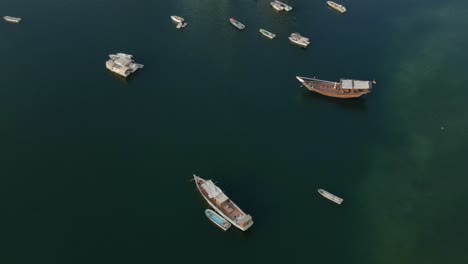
205;209;231;231
171;15;185;23
259;29;276;39
3;16;22;23
275;1;293;11
176;22;187;29
327;1;347;13
318;189;343;205
230;18;245;30
270;2;284;11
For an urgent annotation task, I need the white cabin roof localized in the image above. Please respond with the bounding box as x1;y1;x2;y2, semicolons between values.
114;57;132;67
341;79;371;89
201;180;222;198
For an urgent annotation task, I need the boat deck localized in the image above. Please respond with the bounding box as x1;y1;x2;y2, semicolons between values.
197;180;245;222
303;79;370;97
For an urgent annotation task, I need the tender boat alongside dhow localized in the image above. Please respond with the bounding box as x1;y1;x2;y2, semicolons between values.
3;16;21;23
259;29;276;39
318;189;343;205
327;1;347;13
296;76;374;98
194;174;253;231
230;18;245;30
205;209;231;231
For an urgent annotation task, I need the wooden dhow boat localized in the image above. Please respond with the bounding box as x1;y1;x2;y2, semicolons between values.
194;174;253;231
318;189;343;205
296;76;374;98
205;209;231;231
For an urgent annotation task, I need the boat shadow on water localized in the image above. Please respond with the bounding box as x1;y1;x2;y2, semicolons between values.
301;90;368;111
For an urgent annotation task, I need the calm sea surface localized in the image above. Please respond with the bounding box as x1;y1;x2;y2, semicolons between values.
1;0;467;263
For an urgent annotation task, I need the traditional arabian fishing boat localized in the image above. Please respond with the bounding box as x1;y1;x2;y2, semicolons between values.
194;174;253;231
296;76;374;98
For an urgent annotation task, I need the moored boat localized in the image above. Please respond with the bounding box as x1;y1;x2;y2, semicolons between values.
230;18;245;30
270;2;284;11
259;29;276;39
205;209;231;231
3;16;21;23
296;76;374;98
171;15;185;23
106;53;144;78
194;174;253;231
275;0;293;11
289;33;310;48
327;1;347;13
318;189;343;204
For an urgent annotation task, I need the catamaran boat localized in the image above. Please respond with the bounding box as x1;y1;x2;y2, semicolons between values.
318;189;343;205
275;1;293;11
230;18;245;30
259;29;276;39
194;174;253;231
3;16;21;23
296;76;374;98
289;33;310;48
327;1;347;13
171;15;185;23
270;2;284;11
205;209;231;231
106;53;144;78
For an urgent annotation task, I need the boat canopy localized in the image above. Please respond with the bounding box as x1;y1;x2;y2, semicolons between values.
201;180;223;199
341;79;371;89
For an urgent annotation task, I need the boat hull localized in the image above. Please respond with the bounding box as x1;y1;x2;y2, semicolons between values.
318;189;343;204
3;16;21;23
194;175;253;231
205;209;231;231
297;76;371;99
289;38;309;48
327;2;347;13
260;29;276;39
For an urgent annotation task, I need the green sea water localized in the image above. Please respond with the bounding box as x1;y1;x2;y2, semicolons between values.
0;0;467;263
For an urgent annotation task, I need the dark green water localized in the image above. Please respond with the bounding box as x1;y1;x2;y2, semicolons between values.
1;0;467;263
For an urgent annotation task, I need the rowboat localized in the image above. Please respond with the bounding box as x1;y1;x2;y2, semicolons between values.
259;29;276;39
318;189;343;204
205;209;231;231
230;18;245;30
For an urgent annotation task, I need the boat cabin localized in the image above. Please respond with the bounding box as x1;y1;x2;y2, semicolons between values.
340;79;372;94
